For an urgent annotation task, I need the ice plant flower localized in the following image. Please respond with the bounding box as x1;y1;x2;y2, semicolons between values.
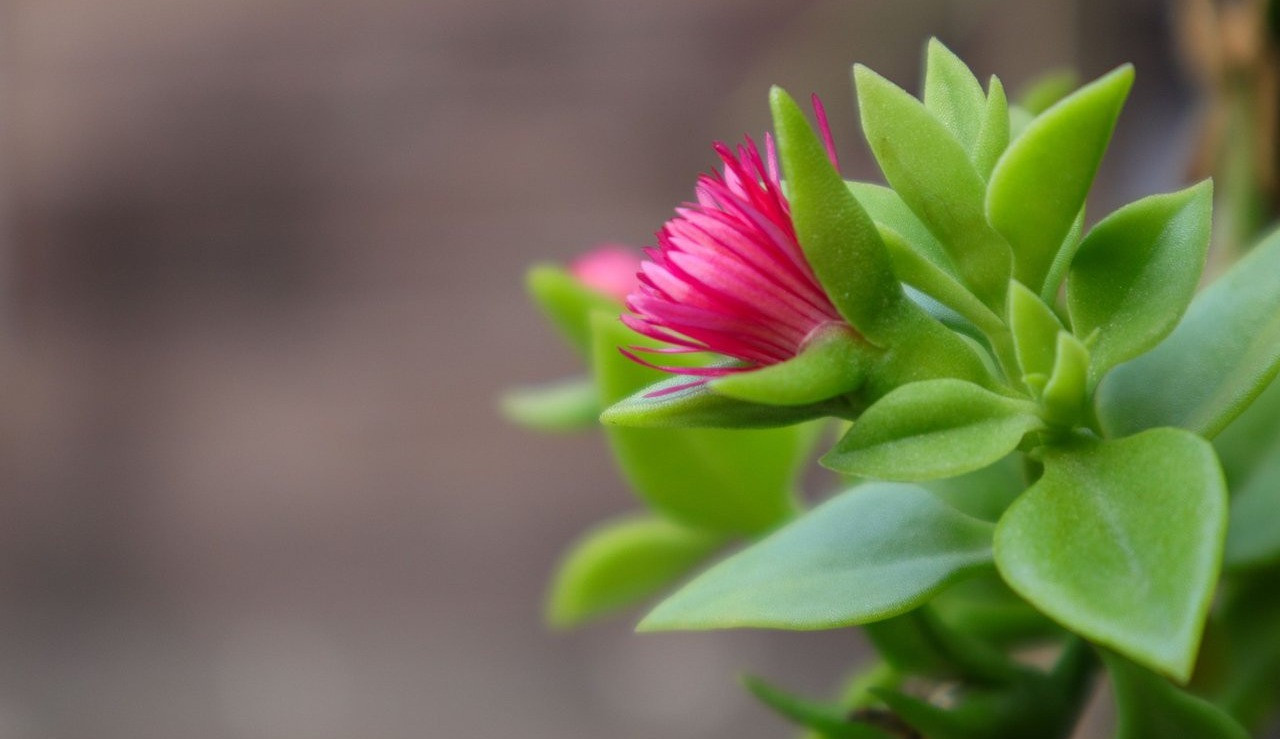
568;244;642;302
621;96;849;385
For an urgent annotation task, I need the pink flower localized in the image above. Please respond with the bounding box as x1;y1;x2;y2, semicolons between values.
569;244;642;302
621;96;849;386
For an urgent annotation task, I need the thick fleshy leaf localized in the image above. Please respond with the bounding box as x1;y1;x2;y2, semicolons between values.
1105;653;1249;739
591;313;811;534
922;38;986;151
742;676;894;739
879;226;1004;335
854;64;1011;309
823;380;1042;481
1008;281;1063;380
862;607;1024;684
1096;225;1280;439
924;453;1025;523
972;76;1009;179
1213;570;1280;725
602;372;833;429
546;515;724;627
1223;445;1280;568
638;483;993;631
994;429;1227;682
527;265;620;356
1218;376;1280;567
1067;182;1213;379
1040;332;1089;427
770;87;904;342
710;326;867;406
845;181;956;276
501;376;599;431
987;65;1133;292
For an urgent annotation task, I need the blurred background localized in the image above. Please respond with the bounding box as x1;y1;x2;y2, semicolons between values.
0;1;1214;737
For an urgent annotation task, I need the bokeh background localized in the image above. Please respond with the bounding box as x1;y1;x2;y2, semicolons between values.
0;1;1201;737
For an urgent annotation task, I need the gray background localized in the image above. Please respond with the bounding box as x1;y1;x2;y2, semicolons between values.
0;1;1192;737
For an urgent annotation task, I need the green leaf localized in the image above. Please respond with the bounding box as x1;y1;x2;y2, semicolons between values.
863;607;1025;684
709;326;867;406
770;87;905;342
845;181;957;277
972;76;1010;180
987;65;1133;293
1017;69;1080;115
922;38;986;151
1218;376;1280;567
924;453;1025;523
602;372;832;429
1040;332;1090;427
638;483;993;631
1223;444;1280;568
823;380;1043;482
591;313;811;534
1096;225;1280;439
501;376;599;431
528;265;620;356
853;64;1012;309
742;676;894;739
994;429;1227;682
546;515;724;628
1105;652;1249;739
880;226;1003;335
1067;181;1213;380
1008;281;1063;380
1040;207;1085;303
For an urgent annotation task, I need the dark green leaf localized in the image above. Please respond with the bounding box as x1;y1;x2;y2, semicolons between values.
1105;652;1249;739
823;380;1042;481
638;483;993;631
546;515;724;627
1067;181;1213;379
501;376;599;431
742;676;894;739
987;65;1133;293
1096;224;1280;439
994;429;1227;682
854;64;1011;309
924;453;1025;523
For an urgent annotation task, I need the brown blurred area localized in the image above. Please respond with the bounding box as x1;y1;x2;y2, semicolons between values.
0;1;1191;737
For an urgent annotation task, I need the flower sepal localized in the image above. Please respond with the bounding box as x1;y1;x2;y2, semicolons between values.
600;372;838;429
708;324;868;407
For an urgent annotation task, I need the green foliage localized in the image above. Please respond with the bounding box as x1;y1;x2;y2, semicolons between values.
822;380;1042;481
638;484;993;631
1008;281;1063;382
546;515;724;627
602;372;834;429
854;63;1011;309
500;376;599;431
923;38;987;152
1039;332;1089;427
972;77;1010;180
987;65;1132;293
527;264;620;356
1105;653;1249;739
741;676;895;739
1098;224;1280;438
1067;181;1213;380
591;313;813;534
709;327;867;406
994;430;1226;682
